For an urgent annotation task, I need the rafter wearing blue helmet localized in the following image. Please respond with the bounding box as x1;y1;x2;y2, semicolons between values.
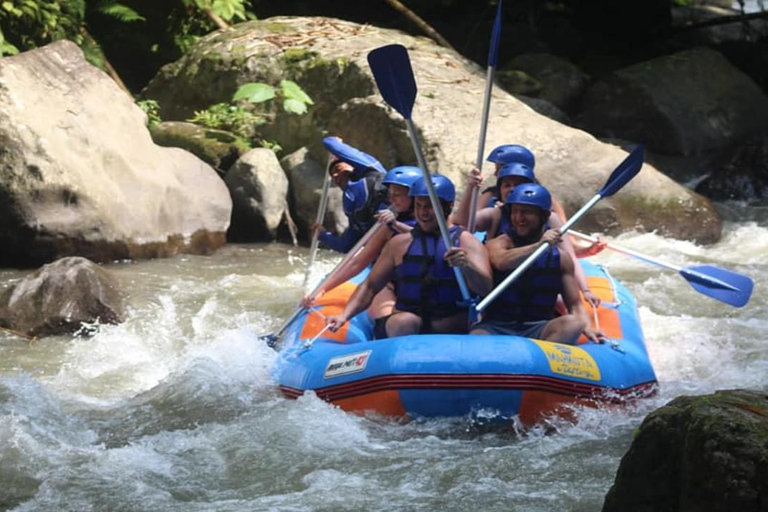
470;183;605;346
324;173;493;340
314;138;390;253
303;166;423;315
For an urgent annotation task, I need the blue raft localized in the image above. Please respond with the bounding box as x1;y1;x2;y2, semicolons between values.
273;260;658;425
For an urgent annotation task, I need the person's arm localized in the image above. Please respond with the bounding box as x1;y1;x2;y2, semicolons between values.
548;212;601;307
487;229;561;272
444;232;493;296
452;167;483;228
326;234;403;331
376;209;413;235
319;226;360;253
305;226;391;305
560;251;604;342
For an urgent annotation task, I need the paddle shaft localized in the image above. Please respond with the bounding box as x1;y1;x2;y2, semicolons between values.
569;230;683;272
467;64;496;233
303;164;333;291
405;118;472;301
476;193;603;313
270;221;386;343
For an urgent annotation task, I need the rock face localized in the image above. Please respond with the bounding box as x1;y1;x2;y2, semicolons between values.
581;47;768;156
0;257;125;337
603;389;768;512
151;121;247;173
696;131;768;201
142;17;723;243
0;41;232;267
224;148;290;241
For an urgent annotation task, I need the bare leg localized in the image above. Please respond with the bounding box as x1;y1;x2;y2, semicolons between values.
540;314;586;345
385;311;422;337
430;312;470;334
366;284;396;320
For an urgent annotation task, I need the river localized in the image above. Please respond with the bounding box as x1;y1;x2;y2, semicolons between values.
1;203;766;511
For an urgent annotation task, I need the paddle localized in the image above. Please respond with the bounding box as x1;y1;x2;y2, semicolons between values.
468;0;503;233
367;44;471;303
475;146;646;314
259;221;387;348
302;157;333;292
569;230;753;307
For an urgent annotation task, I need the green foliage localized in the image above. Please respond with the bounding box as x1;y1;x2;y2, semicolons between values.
96;1;144;23
233;79;314;115
136;99;162;128
181;0;255;23
0;0;83;56
187;102;264;139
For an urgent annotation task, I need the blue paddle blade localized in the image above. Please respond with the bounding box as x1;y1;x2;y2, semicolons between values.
599;145;645;197
367;44;417;120
681;265;754;307
322;137;386;175
488;0;503;67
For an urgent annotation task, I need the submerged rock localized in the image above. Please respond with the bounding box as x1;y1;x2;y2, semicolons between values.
603;389;768;512
0;257;125;337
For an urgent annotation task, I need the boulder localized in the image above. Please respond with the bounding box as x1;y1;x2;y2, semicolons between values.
0;257;125;337
151;121;249;173
695;131;768;201
603;389;768;512
224;148;290;241
0;41;232;268
581;47;768;156
142;16;724;243
505;53;591;113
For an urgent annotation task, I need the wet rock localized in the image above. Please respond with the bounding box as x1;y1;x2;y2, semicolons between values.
695;131;768;202
0;257;125;337
0;41;232;268
142;16;725;243
603;389;768;512
224;148;290;241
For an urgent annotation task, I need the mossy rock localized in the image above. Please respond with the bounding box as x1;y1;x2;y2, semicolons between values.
151;121;249;173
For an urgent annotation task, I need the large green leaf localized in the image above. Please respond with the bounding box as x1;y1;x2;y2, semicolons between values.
283;98;308;115
280;80;313;105
233;82;275;103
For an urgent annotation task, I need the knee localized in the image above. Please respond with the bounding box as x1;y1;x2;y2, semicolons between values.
386;312;422;337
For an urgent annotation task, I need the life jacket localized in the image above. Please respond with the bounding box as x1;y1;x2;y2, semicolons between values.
344;168;389;232
394;225;464;320
487;204;512;240
484;226;562;323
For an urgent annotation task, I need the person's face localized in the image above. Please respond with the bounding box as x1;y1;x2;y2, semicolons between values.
388;184;412;213
498;175;528;203
329;162;353;189
511;204;545;238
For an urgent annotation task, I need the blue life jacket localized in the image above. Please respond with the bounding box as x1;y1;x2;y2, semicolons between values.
395;225;464;320
487;204;512;240
343;169;389;233
484;227;562;323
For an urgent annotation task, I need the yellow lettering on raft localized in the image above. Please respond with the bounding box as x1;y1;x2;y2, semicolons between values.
532;340;601;381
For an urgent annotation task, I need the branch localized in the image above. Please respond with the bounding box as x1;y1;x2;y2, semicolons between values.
80;27;131;94
383;0;456;51
201;6;230;31
671;9;768;33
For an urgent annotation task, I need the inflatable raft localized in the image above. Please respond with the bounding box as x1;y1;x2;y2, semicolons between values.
273;260;658;425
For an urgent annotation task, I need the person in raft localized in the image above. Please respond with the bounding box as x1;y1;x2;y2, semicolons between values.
470;183;604;344
325;174;493;338
452;146;605;307
312;138;389;253
302;165;422;324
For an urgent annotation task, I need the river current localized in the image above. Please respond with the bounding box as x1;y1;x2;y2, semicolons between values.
1;203;766;511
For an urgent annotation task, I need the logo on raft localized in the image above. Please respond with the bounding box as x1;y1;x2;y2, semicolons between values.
324;350;372;379
533;340;602;381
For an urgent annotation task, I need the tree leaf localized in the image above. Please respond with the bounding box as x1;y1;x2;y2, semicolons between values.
280;79;313;105
233;82;275;103
283;98;308;115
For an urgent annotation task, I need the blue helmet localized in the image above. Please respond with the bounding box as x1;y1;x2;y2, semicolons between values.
409;174;456;202
382;166;422;189
497;162;536;184
506;183;552;212
487;144;535;168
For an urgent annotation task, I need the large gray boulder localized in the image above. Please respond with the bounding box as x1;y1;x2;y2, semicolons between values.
142;16;724;243
581;47;768;156
603;389;768;512
0;257;125;337
0;41;232;267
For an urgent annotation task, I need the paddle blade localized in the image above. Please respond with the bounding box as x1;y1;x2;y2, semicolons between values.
488;0;503;67
681;265;754;307
322;137;387;174
367;44;417;120
258;332;279;349
599;145;645;197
